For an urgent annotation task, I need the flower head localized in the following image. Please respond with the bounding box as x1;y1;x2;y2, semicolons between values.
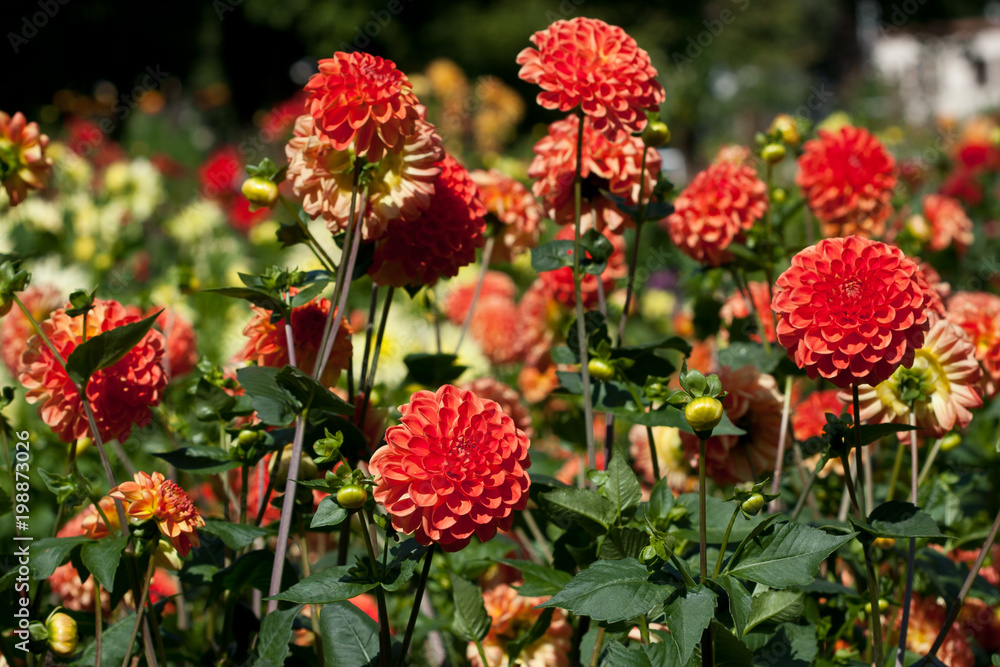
0;111;52;206
442;271;518;327
528;114;661;233
470;169;544;261
946;291;1000;396
516;18;665;140
791;389;850;442
663;156;768;266
110;471;205;557
468;583;571;667
922;193;974;255
796;126;897;238
855;318;982;437
369;154;486;288
19;299;167;443
285;111;443;240
462;378;534;438
887;594;973;667
369;385;531;552
237;288;352;388
539;225;627;309
304;52;422;162
772;236;932;388
628;424;695;493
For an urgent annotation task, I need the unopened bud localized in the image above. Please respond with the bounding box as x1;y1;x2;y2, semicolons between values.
685;397;723;435
46;612;78;657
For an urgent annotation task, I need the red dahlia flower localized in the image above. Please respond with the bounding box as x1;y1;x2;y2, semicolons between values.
922;193;974;255
772;236;932;388
516;17;665;140
528;114;661;233
110;471;205;557
796;126;897;238
442;271;518;327
791;389;850;442
539;225;627;309
304;52;422;162
461;378;535;439
0;111;52;206
369;154;486;288
663;155;768;266
237;288;352;388
19;299;167;443
369;384;531;552
470;169;544;261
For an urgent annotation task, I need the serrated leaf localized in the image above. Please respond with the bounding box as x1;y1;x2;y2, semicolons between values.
200;519;269;550
717;574;752;638
30;536;93;579
745;589;804;633
452;573;491;641
598;527;648;560
711;621;754;667
65;311;161;386
237;366;299;426
205;287;288;316
498;559;573;597
81;535;128;591
252;604;303;667
725;522;857;589
268;565;376;603
853;501;944;538
663;585;717;665
378;539;428;592
275;365;353;417
290;280;329;307
320;599;380;667
152;446;239;475
854;423;920;448
539;487;616;535
71;612;137;667
311;496;349;528
538;558;675;623
603;448;642;520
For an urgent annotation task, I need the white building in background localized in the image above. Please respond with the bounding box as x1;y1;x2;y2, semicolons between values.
868;11;1000;124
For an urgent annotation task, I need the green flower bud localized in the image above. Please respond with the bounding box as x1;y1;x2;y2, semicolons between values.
685;396;724;434
761;143;786;165
241;177;278;209
741;493;765;516
46;612;78;657
642;121;670;147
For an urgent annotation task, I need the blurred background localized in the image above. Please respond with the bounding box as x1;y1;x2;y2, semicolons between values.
1;0;999;169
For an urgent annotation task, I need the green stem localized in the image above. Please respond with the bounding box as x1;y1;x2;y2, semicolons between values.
769;375;794;511
473;636;490;667
762;163;779;338
713;505;742;578
279;193;338;274
589;627;606;667
886;439;906;503
852;384;883;667
638;614;650;645
790;463;820;522
297;520;324;666
359;509;392;667
239;464;249;526
916;438;943;487
397;546;435;666
645;425;660;483
698;436;709;582
896;410;918;667
120;553;156;667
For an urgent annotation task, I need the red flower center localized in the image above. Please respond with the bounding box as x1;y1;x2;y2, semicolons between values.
842;277;863;301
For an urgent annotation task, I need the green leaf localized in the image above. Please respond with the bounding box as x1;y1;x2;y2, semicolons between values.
498;559;573;597
311;496;349;528
647;477;675;527
601;402;745;436
212;550;298;597
531;240;607;276
538;558;676;623
65;311;161;386
275;365;353;417
745;589;804;633
403;353;467;385
712;621;754;667
603;448;642;520
716;342;785;374
725;522;857;589
38;468;89;505
237;366;299;426
152;446;239;475
507;608;555;667
81;535;128;591
854;423;920;448
320;599;381;667
290;280;329;307
71;612;137;667
663;585;717;665
30;536;93;579
853;501;944;539
717;574;752;638
205;287;288;316
452;572;491;642
200;519;269;550
252;604;303;667
598;527;648;560
378;539;429;592
671;494;770;543
539;487;616;535
751;622;818;667
268;565;377;604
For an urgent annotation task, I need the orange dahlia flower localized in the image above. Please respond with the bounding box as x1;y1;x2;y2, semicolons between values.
236;288;352;388
515;281;563;367
946;291;1000;394
719;281;776;344
887;594;973;667
110;471;205;557
528;114;661;233
516;17;665;140
772;236;932;388
922;193;974;255
854;318;982;437
663;156;768;266
442;271;518;327
369;154;486;288
285;111;443;240
791;389;850;442
538;225;627;309
369;384;531;552
680;365;782;486
1;284;61;376
304;52;422;162
628;424;695;493
470;169;544;261
462;378;534;438
19;299;167;444
0;111;52;206
796;125;897;238
468;583;572;667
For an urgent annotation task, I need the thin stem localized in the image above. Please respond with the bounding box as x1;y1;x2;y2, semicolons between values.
713;505;742;578
731;268;772;354
698;436;709;582
761;163;779;338
359;283;379;391
645;426;661;484
397;545;434;666
851;384;883;667
266;413;307;613
94;582;103;667
473;637;490;667
638;614;650;645
589;627;606;667
297;521;324;666
917;438;943;487
790;462;820;522
359;510;392;667
255;454;283;527
920;505;1000;665
239;465;249;526
571;112;597;472
278;194;338;274
120;554;156;667
886;440;906;503
359;287;394;433
523;509;554;566
769;375;795;512
896;411;918;667
315;210;364;382
455;235;495;354
617;222;644;345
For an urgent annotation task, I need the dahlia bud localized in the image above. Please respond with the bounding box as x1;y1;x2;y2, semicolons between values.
642;121;670;147
872;537;896;550
587;358;616;382
685;396;723;435
771;187;787;204
769;114;801;146
0;261;30;317
864;599;890;614
241;177;278;210
905;214;931;242
761;143;786;165
46;612;78;657
940;433;962;451
275;446;318;488
337;483;368;509
740;493;765;516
